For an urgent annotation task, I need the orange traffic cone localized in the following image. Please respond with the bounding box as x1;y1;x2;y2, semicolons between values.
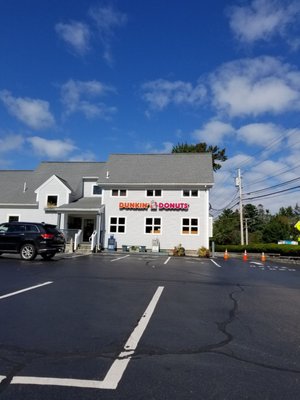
261;252;266;262
243;250;248;261
224;249;229;260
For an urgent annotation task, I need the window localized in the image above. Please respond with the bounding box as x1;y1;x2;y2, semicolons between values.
26;224;39;233
8;215;19;222
110;217;126;233
182;218;199;235
145;217;161;234
47;195;58;207
111;189;127;197
146;189;162;197
0;224;8;233
8;224;26;233
183;190;198;197
93;185;102;195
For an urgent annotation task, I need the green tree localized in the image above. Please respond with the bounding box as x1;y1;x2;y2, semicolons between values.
213;209;240;245
262;215;292;243
172;142;227;171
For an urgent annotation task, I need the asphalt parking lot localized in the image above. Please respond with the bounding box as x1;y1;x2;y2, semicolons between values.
0;252;299;400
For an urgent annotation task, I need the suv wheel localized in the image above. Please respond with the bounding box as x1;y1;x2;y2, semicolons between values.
41;253;55;260
20;243;37;261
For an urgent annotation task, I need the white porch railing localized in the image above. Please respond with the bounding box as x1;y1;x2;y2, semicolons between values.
89;230;98;252
74;229;83;251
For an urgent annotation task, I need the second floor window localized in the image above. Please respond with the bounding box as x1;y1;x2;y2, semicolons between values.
112;189;127;197
146;189;162;197
183;190;198;197
47;195;58;208
93;185;102;195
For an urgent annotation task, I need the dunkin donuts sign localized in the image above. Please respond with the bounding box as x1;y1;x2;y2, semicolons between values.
119;201;189;210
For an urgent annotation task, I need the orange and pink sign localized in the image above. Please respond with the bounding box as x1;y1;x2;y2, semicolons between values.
119;201;189;210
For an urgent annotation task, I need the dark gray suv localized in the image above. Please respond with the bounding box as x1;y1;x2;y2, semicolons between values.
0;222;65;260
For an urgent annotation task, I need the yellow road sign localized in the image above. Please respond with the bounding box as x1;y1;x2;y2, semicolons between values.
294;221;300;231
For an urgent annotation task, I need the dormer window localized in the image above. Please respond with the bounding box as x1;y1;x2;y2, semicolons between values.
93;185;102;195
47;195;58;208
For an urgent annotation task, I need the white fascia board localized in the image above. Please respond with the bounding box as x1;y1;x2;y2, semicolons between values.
34;175;72;200
0;203;37;207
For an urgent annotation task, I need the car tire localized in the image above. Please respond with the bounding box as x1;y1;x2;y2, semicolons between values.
20;243;37;261
41;253;55;260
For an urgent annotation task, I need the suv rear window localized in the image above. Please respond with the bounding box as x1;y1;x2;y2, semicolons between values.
44;225;60;234
26;225;39;232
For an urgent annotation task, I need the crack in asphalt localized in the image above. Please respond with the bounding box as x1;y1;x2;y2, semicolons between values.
0;284;299;392
133;284;300;374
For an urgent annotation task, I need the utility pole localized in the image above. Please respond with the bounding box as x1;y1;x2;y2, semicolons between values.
235;169;244;245
244;218;249;245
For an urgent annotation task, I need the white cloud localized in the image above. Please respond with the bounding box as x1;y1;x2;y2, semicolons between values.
0;90;55;130
237;122;283;146
27;136;77;159
192;120;234;143
210;56;300;117
55;21;91;56
228;0;300;45
0;134;24;153
61;79;117;119
88;4;127;64
142;79;206;111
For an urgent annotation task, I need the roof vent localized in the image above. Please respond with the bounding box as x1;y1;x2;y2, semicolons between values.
23;182;27;192
106;170;110;179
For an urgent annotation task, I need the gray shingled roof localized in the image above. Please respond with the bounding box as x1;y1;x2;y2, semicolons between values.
99;153;214;186
0;170;35;205
0;155;214;206
0;162;106;205
57;197;103;211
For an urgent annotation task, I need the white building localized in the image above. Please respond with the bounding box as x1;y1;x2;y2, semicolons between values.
0;153;214;252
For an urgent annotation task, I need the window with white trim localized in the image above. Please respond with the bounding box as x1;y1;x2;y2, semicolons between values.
8;215;19;222
146;189;162;197
109;217;126;233
47;195;58;207
182;218;199;235
145;217;161;234
111;189;127;197
182;189;198;197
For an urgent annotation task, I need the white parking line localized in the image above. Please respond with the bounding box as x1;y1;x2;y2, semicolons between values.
164;256;171;265
0;281;53;300
210;259;222;268
0;286;164;390
110;255;130;262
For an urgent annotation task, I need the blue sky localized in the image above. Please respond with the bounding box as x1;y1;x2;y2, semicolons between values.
1;0;300;213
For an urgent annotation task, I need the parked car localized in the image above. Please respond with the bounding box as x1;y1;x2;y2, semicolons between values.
0;222;65;260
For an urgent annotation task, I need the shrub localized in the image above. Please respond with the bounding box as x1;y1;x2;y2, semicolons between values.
215;243;300;256
197;246;210;258
173;244;185;256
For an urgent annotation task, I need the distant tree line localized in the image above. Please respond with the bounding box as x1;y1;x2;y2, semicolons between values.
213;204;300;245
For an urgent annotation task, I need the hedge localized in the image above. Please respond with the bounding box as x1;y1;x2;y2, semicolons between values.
215;243;300;256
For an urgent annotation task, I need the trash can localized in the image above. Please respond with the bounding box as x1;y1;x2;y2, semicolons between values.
108;235;117;251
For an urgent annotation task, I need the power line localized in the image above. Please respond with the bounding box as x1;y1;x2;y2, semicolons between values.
244;185;300;201
244;176;300;196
